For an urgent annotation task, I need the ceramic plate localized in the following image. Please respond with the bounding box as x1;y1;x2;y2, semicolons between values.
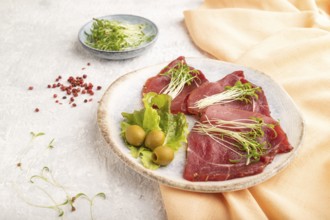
97;57;304;192
78;14;158;60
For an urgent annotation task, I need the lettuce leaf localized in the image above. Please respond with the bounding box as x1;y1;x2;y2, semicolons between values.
121;92;188;169
139;147;160;170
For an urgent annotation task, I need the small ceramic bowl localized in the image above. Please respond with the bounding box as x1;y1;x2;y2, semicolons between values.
78;14;158;60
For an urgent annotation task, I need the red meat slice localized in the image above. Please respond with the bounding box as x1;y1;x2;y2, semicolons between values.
183;106;293;181
186;71;271;117
143;56;208;114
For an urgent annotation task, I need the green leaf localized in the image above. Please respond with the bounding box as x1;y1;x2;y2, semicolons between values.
140;148;160;170
143;106;160;132
58;209;64;217
30;132;45;138
94;192;106;200
42;166;50;174
122;110;145;127
74;192;89;200
58;200;69;206
121;92;188;170
128;146;139;158
163;113;188;151
30;175;47;184
229;159;241;164
142;92;171;112
128;145;145;158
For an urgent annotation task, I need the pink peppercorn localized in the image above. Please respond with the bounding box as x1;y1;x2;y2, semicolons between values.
47;69;100;108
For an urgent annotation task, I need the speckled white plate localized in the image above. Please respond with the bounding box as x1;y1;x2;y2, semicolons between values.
97;57;304;193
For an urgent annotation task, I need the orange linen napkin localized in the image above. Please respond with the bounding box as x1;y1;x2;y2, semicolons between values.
160;0;330;219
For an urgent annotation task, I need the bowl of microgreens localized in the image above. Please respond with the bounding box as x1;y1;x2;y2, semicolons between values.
78;14;158;60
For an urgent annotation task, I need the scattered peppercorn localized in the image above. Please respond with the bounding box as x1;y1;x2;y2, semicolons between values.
28;86;33;90
35;108;40;112
46;64;102;108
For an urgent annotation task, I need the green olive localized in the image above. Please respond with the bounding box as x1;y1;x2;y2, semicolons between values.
144;130;165;150
125;125;146;147
152;145;174;166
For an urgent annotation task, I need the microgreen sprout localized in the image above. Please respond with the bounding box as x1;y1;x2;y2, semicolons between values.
27;166;106;219
14;133;106;219
74;192;106;220
85;19;154;51
193;116;276;165
30;132;45;139
47;139;55;149
193;81;261;109
16;132;46;169
160;60;200;99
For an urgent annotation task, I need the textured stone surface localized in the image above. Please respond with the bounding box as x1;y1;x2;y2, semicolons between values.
0;0;204;219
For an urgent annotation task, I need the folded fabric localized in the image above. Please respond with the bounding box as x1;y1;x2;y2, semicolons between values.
160;0;330;219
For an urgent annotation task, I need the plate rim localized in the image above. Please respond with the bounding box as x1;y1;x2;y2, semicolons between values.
97;57;305;193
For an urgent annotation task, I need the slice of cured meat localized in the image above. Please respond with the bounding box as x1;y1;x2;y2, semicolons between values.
186;71;271;117
143;56;208;114
183;105;293;181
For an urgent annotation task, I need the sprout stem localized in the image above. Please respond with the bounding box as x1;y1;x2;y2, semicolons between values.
193;81;261;109
160;60;200;99
193;116;276;164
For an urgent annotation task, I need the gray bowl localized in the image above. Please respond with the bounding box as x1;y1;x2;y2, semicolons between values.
78;14;158;60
